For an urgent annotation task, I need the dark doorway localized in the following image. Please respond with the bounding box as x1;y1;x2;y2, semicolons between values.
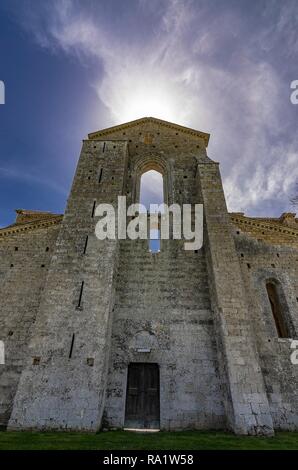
125;363;160;429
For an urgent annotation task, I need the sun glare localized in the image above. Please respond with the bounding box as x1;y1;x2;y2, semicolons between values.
107;75;189;124
120;90;176;122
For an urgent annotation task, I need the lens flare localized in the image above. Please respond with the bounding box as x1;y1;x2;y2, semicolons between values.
99;69;193;125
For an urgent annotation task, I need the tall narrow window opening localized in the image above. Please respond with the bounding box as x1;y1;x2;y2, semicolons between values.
266;282;288;338
140;170;163;253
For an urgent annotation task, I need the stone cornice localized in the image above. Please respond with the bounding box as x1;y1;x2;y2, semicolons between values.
0;215;63;239
88;117;210;147
230;213;298;247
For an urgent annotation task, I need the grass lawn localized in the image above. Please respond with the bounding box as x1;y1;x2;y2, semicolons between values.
0;430;297;450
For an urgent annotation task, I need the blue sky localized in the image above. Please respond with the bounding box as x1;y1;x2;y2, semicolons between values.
0;0;297;227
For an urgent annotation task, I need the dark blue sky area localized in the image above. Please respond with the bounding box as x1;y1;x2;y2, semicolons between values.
0;6;105;226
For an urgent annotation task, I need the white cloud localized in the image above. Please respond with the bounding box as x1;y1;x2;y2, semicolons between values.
0;166;68;195
140;170;164;210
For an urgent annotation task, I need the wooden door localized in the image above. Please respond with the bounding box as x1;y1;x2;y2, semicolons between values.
125;363;160;429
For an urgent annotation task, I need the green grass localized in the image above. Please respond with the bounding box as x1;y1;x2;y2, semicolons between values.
0;430;297;450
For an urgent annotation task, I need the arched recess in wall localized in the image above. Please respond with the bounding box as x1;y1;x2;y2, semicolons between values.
131;156;172;252
265;279;292;338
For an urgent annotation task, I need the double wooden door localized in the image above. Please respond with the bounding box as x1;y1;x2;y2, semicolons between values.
125;363;160;429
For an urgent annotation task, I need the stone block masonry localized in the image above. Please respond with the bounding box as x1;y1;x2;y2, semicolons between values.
0;117;296;433
8;142;128;431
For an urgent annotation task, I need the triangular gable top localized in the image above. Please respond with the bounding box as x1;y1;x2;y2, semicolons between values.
88;117;210;147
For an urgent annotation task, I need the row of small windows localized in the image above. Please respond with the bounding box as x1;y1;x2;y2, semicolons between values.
12;246;49;252
95;143;200;150
241;252;281;258
246;262;276;269
95;132;193;138
93;136;200;152
10;263;45;268
236;225;297;237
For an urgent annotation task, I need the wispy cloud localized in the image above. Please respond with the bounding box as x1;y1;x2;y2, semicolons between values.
0;166;68;196
10;0;298;216
140;170;164;210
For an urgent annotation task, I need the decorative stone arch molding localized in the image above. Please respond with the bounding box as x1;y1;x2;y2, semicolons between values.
131;154;174;206
129;330;159;352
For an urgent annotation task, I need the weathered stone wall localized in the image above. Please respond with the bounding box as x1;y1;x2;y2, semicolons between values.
101;122;225;430
234;232;298;430
2;118;297;433
104;239;225;430
8;140;128;431
197;163;273;435
0;224;60;427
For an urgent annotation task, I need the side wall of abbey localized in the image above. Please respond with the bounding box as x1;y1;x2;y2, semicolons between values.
232;220;298;429
0;218;61;426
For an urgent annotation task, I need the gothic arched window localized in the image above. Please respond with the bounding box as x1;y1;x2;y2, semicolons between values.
140;170;164;211
140;170;163;252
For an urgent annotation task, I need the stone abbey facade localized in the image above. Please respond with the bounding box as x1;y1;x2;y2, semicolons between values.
0;117;297;434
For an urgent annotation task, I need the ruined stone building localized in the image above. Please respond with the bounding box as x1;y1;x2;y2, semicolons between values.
0;117;297;434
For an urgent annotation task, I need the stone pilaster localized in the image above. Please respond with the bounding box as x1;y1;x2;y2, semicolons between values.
197;162;274;435
8;140;128;431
